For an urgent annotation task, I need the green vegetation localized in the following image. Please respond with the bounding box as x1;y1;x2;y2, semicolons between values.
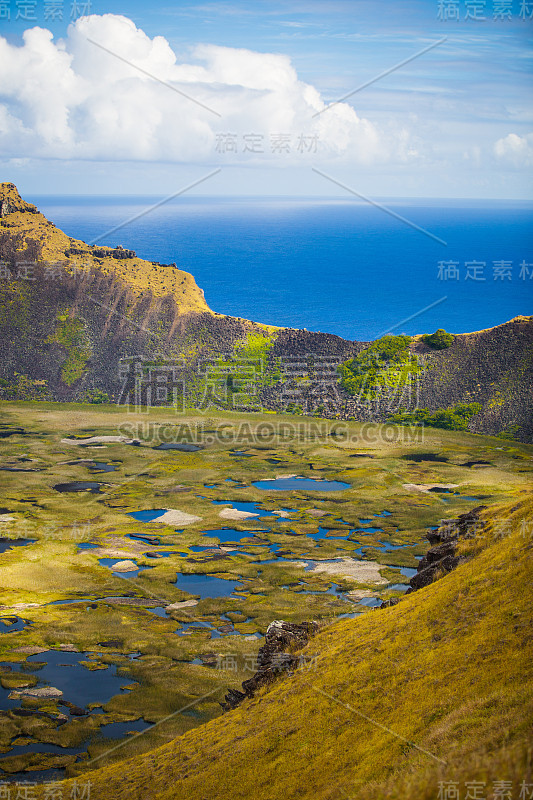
206;332;279;410
337;335;420;400
421;328;454;349
46;310;91;385
0;373;51;401
234;332;276;362
0;399;531;790
83;388;110;404
388;401;482;431
33;493;533;800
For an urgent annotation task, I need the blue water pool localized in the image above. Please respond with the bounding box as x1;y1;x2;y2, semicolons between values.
0;650;135;712
127;510;167;522
252;478;350;491
174;572;242;599
0;538;36;554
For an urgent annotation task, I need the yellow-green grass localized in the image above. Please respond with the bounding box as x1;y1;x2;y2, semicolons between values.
29;492;533;799
0;182;209;314
1;403;532;783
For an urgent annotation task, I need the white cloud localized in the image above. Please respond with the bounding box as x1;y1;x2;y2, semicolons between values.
493;132;533;169
0;13;409;166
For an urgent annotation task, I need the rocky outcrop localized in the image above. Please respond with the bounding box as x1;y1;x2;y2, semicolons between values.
66;245;136;259
408;506;486;592
221;620;319;711
380;596;400;609
0;183;39;217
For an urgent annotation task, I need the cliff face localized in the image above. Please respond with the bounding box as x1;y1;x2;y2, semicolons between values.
0;182;210;314
0;183;532;441
415;317;533;440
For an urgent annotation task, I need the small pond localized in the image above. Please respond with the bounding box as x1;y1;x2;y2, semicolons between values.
252;477;350;491
153;443;202;452
174;572;242;599
0;538;36;554
99;717;150;738
53;482;103;494
88;462;119;473
127;510;167;523
0;617;27;633
0;650;135;712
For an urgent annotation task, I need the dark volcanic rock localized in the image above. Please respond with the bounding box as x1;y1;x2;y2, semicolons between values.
409;507;486;593
217;624;234;634
417;540;458;570
223;688;247;709
426;506;487;545
60;700;87;716
380;597;400;609
221;620;319;711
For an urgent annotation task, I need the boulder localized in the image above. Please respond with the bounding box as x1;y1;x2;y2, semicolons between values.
221;620;319;712
11;687;63;699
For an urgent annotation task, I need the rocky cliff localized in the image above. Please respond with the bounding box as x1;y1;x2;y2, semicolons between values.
1;183;532;441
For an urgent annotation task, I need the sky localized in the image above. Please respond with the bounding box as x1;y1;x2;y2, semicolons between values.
0;0;532;198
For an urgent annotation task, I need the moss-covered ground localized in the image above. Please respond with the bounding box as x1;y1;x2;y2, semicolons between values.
0;401;531;786
38;493;531;800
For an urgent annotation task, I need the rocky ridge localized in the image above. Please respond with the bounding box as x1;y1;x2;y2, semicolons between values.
1;182;532;440
408;506;487;592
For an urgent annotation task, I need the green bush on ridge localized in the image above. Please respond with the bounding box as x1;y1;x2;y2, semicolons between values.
337;335;419;400
421;328;454;349
388;401;482;430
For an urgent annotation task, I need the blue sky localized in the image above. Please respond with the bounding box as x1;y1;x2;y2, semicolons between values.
0;0;532;197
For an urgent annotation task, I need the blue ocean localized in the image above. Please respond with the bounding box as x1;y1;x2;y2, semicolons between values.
29;196;532;341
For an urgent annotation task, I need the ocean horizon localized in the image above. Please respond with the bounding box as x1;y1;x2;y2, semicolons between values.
29;195;532;342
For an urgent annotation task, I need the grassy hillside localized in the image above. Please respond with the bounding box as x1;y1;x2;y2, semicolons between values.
1;183;531;440
34;492;532;800
0;182;210;314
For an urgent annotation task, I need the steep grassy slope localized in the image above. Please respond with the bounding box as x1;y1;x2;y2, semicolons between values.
36;493;532;800
0;182;210;313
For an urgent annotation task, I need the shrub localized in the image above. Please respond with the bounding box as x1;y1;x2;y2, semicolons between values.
388;402;482;430
338;335;418;400
84;389;110;404
422;329;454;350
